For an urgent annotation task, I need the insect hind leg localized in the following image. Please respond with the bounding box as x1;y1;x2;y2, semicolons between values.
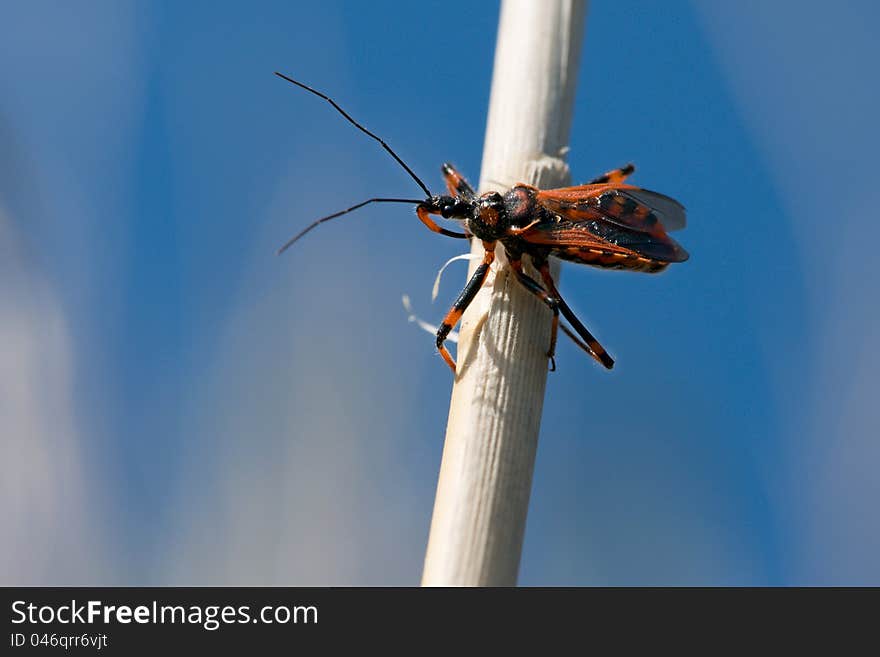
587;163;635;185
534;259;614;369
509;258;560;371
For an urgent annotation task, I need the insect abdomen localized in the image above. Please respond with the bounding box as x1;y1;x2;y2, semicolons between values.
556;247;669;273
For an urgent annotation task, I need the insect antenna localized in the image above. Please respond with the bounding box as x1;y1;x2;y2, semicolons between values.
274;72;432;197
277;197;423;255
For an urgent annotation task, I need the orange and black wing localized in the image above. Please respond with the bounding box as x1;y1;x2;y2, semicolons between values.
519;224;677;272
527;183;689;264
536;183;686;232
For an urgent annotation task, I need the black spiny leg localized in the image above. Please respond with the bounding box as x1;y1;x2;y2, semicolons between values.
534;258;615;369
509;258;560;371
435;243;496;373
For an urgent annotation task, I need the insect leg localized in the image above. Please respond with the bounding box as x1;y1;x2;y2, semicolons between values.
416;206;469;239
441;162;476;201
435;243;496;373
509;258;560;371
535;259;614;369
587;163;635;185
558;321;610;362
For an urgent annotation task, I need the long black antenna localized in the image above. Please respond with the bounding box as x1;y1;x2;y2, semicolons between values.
274;72;432;197
277;197;422;255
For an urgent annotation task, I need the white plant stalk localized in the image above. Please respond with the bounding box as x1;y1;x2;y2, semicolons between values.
422;0;588;586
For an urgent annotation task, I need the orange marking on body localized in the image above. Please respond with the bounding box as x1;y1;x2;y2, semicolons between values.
480;206;499;226
507;218;541;236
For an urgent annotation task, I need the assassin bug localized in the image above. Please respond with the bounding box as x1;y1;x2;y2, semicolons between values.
275;72;688;373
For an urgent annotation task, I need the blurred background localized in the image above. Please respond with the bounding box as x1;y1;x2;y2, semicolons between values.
2;0;878;585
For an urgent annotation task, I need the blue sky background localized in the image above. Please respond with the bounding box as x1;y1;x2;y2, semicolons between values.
2;1;878;585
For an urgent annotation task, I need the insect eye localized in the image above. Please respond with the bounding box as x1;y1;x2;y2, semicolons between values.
481;192;502;208
440;205;454;218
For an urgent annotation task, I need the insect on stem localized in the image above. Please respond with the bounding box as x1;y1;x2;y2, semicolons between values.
273;71;686;372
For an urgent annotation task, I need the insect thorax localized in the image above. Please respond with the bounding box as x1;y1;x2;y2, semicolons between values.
466;186;540;241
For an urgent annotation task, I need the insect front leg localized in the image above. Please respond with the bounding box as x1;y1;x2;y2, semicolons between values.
508;258;561;371
441;162;476;201
534;257;615;369
416;206;469;239
435;242;496;373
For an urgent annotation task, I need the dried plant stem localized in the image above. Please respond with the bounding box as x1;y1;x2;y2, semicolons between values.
422;0;587;586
